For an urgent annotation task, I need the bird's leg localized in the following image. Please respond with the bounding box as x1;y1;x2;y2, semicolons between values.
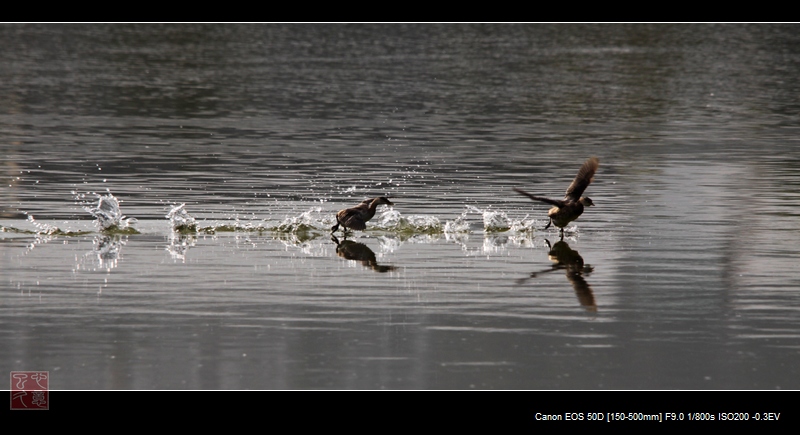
543;219;551;230
559;228;564;240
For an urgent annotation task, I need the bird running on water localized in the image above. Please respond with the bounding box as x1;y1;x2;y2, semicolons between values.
513;156;599;237
331;197;394;234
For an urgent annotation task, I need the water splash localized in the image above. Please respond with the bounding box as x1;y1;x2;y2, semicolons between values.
444;209;471;234
509;214;538;233
463;205;544;233
26;214;58;235
466;205;510;232
193;209;326;237
79;192;138;233
166;203;197;233
276;207;328;233
5;214;90;247
374;209;442;234
199;218;270;234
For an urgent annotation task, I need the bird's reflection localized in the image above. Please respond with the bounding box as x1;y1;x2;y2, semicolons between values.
519;238;596;312
331;235;398;273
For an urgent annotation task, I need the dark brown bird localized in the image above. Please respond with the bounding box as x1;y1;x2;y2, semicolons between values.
513;156;599;237
331;197;394;234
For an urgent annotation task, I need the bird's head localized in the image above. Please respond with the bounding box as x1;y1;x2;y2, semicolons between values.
579;197;594;207
375;196;394;206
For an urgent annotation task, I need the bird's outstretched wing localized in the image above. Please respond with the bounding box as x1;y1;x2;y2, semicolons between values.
513;188;565;207
564;157;599;201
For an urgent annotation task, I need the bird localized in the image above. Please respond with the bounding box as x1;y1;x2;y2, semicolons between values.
331;196;394;234
513;156;599;237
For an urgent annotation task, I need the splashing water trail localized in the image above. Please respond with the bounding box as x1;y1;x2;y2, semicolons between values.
509;214;538;233
375;209;402;228
80;192;137;231
444;209;471;234
375;209;442;234
276;207;327;233
466;205;510;232
464;205;542;234
26;214;58;235
166;203;197;233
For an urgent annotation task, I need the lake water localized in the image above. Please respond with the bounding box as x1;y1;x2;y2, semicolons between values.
2;23;800;390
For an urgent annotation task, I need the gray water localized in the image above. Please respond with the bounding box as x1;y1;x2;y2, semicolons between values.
2;24;800;390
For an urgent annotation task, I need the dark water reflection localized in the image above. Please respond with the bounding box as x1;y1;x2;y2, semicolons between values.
332;235;398;273
2;24;800;389
518;239;597;312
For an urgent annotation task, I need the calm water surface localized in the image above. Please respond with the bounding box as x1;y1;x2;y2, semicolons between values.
2;24;800;390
